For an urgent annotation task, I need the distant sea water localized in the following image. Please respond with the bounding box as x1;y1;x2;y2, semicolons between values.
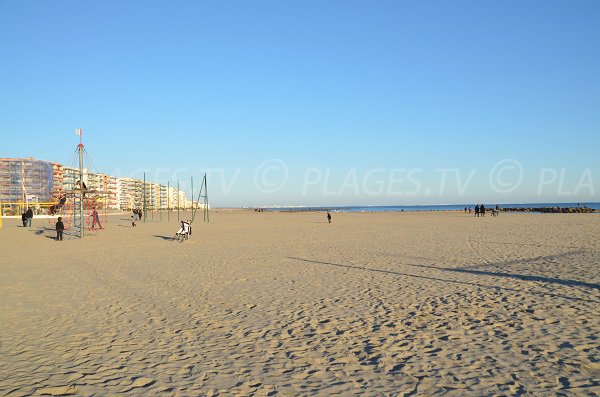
262;203;600;213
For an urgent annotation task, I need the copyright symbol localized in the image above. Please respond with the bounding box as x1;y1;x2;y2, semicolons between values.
489;159;523;193
254;159;288;193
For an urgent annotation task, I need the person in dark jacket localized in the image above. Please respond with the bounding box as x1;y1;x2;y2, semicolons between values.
327;211;332;223
21;212;27;227
25;207;33;227
56;217;65;241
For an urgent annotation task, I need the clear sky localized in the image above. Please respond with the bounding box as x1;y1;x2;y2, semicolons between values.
1;1;599;207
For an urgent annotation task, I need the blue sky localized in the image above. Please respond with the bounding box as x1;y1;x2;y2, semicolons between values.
1;1;599;206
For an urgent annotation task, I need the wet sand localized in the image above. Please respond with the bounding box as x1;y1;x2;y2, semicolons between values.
1;210;599;396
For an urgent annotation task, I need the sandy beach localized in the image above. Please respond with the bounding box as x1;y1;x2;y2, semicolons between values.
1;210;599;396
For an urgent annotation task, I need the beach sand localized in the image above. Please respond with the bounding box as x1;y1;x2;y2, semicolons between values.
1;210;599;396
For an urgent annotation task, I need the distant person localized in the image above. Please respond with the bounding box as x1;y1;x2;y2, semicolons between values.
131;209;138;227
468;207;472;214
55;217;65;241
21;211;27;227
480;204;486;216
474;204;480;217
327;211;332;223
464;207;467;213
25;207;33;227
90;207;102;230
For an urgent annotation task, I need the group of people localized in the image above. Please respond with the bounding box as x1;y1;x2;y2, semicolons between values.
474;204;487;217
467;204;500;217
20;206;64;240
21;208;33;227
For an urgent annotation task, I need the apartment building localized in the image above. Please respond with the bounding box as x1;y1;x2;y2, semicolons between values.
0;157;55;203
1;157;191;211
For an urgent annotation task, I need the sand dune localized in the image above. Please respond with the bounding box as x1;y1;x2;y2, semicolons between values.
1;210;599;396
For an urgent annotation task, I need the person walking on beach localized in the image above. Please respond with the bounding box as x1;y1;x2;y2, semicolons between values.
56;217;65;241
90;207;102;230
25;207;33;227
480;204;486;216
474;204;480;217
327;211;332;223
134;208;143;222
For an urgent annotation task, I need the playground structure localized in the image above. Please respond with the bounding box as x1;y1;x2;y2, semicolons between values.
67;128;110;237
0;129;111;237
49;190;109;233
0;130;210;233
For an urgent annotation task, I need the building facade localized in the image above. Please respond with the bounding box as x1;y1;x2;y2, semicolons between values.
1;157;191;211
0;158;55;203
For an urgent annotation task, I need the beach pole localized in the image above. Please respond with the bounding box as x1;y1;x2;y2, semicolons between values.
204;173;209;223
159;184;162;223
193;174;204;223
143;172;146;223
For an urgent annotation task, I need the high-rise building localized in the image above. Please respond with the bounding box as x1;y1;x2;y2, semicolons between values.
0;158;55;203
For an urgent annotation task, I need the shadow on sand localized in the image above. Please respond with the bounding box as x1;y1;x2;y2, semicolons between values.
153;235;175;241
287;255;599;303
32;227;54;235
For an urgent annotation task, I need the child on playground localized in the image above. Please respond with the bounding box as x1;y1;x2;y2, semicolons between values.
90;207;102;230
56;217;65;241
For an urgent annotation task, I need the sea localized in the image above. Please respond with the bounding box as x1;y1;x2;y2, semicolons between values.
261;203;600;213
